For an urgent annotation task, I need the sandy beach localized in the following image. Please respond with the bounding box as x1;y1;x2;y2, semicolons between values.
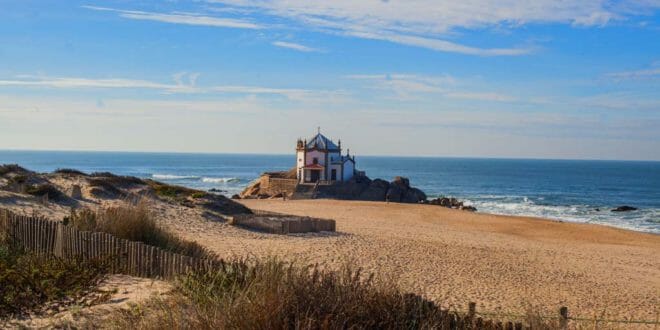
182;199;660;321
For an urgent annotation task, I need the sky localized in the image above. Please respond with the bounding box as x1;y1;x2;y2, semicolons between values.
1;0;660;160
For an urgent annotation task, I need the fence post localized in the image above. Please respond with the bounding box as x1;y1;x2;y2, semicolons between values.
468;302;476;318
559;306;569;330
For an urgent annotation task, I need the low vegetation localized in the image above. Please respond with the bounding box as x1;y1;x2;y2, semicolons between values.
54;168;88;176
145;180;199;200
65;201;214;259
105;260;453;329
0;233;106;318
0;164;27;176
24;183;65;200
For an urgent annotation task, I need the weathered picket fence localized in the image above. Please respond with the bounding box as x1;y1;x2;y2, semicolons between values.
0;209;220;280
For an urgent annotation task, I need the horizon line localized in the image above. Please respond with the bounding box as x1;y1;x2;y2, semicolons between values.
1;148;659;163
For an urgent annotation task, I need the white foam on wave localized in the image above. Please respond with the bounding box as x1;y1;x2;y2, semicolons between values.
152;174;200;180
465;196;660;234
201;177;240;184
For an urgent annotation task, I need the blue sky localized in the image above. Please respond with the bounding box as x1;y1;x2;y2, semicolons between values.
1;0;660;160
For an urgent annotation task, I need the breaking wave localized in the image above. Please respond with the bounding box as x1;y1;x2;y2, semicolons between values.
201;177;240;183
463;195;660;234
152;174;200;180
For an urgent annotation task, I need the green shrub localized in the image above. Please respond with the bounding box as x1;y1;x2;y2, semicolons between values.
0;164;27;176
24;184;64;200
0;247;106;318
54;168;88;176
191;192;207;199
146;180;198;199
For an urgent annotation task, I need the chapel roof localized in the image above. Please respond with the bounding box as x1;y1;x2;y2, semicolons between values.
306;132;340;151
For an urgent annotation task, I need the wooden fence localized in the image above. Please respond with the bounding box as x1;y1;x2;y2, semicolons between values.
0;209;220;280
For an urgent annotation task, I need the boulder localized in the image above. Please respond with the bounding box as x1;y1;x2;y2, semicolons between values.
611;205;637;212
428;197;468;210
460;205;477;212
391;176;410;189
358;179;390;201
231;194;240;199
385;185;405;202
402;187;427;203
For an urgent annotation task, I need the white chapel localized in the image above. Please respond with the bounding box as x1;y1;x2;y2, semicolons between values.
296;129;356;184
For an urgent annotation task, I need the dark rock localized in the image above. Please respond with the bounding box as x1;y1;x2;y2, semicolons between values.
208;188;225;193
611;205;637;212
428;197;469;210
231;194;241;199
385;185;404;202
358;179;390;201
402;187;427;203
460;205;477;212
391;176;410;190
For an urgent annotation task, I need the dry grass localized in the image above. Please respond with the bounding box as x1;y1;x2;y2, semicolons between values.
65;201;215;259
103;259;462;329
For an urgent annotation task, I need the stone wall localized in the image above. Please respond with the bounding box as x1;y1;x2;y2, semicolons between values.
227;214;336;234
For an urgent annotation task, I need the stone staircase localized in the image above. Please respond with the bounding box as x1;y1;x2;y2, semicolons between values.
290;182;319;200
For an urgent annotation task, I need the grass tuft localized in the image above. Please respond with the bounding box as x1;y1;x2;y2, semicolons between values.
65;201;214;259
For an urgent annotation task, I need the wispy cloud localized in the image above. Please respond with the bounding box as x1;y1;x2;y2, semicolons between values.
0;74;339;101
271;41;321;52
346;73;516;102
83;5;262;29
345;30;532;56
207;0;660;55
606;68;660;80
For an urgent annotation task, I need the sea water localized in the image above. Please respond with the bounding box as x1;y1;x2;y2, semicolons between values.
1;150;658;234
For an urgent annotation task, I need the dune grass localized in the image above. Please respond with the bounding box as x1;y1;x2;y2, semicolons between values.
65;201;214;259
104;259;457;329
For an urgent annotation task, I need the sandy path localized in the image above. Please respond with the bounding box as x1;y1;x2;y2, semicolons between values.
174;199;659;321
4;275;171;328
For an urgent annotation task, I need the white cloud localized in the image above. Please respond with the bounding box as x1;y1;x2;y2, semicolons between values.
0;75;340;101
83;5;262;29
207;0;660;55
271;41;321;52
606;68;660;80
347;73;516;102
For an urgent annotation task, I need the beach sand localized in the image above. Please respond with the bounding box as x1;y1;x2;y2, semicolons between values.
185;199;659;321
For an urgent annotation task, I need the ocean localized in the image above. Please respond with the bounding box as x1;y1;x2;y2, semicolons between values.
1;150;658;234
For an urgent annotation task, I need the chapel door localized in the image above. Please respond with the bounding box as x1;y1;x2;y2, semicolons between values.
331;169;337;181
310;170;320;182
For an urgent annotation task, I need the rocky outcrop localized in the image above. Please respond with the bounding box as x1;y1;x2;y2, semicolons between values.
358;179;389;201
611;205;637;212
427;197;477;212
238;170;475;211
